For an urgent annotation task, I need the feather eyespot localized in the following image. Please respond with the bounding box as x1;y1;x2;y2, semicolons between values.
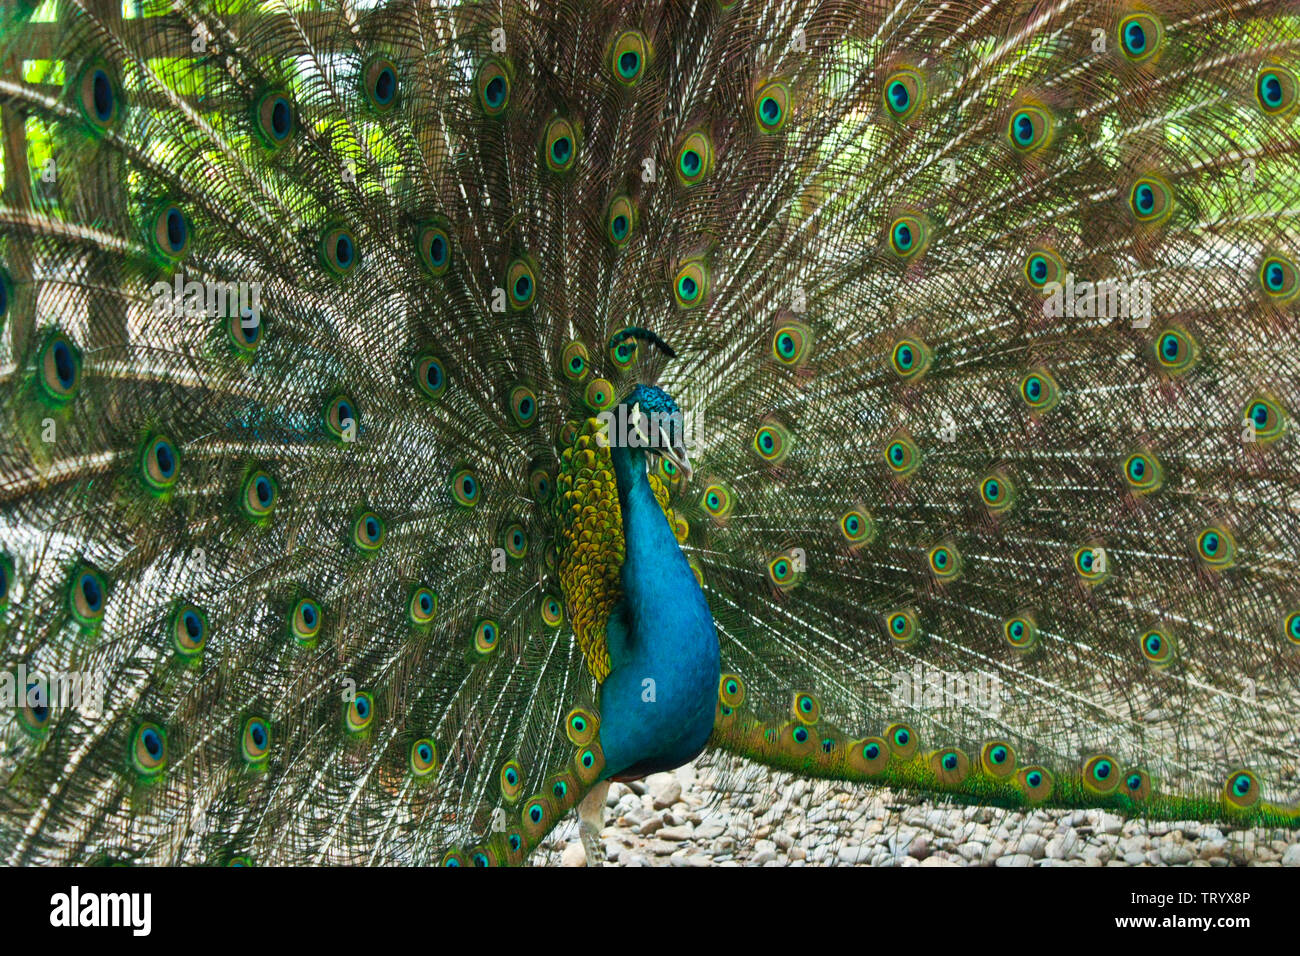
476;58;510;115
1082;754;1121;794
410;738;438;777
1019;368;1059;411
241;716;271;766
1007;105;1053;152
324;394;360;441
68;563;107;628
882;69;924;120
1259;254;1298;303
148;202;190;260
718;674;745;708
289;597;322;645
1243;396;1286;444
37;331;82;404
415;353;448;401
254;90;295;148
979;470;1015;514
981;741;1017;777
1018;766;1054;802
1128;177;1173;224
500;760;524;802
352;511;385;552
561;341;590;382
675;130;714;186
320;225;359;276
931;748;970;785
171;603;208;658
1073;544;1111;585
1153;327;1198;375
409;587;437;627
672;259;709;309
1122;451;1163;494
1282;611;1300;647
241;470;278;520
417;222;451;277
753;422;791;463
131;721;168;778
885;722;918;760
772;323;811;365
887;215;927;259
1223;769;1261;809
76;60;122;130
606;195;636;246
506;257;537;309
889;336;931;380
473;618;499;655
610;30;649;86
884;432;920;477
18;677;50;736
927;544;962;582
539;594;563;628
1023;249;1065;289
1256;65;1297;116
450;467;481;507
1194;525;1235;570
1139;628;1177;669
542;117;579;173
886;608;920;645
839;509;873;547
583;378;616;412
345;691;375;733
361;56;399;112
140;435;180;492
529;467;552;503
507;384;538;428
1003;614;1038;652
1117;13;1163;63
754;80;790;133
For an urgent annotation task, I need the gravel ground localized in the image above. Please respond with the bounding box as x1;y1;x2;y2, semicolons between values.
534;751;1300;867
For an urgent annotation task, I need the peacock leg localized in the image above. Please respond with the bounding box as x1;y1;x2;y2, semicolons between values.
577;780;610;866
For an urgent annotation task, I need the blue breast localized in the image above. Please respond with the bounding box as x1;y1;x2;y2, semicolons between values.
596;445;720;779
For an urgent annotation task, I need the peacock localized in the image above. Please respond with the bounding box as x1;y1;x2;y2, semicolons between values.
1;0;1299;868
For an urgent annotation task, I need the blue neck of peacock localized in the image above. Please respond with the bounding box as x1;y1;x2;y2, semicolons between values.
611;441;694;638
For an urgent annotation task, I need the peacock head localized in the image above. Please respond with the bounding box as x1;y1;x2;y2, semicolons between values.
621;383;692;480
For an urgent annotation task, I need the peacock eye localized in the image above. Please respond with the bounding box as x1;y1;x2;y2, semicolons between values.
1128;176;1173;224
473;618;499;656
148;202;190;260
675;130;714;185
361;56;399;112
506;257;538;309
241;716;271;765
889;336;931;380
543;116;579;173
450;467;481;507
754;79;790;134
476;58;511;115
1153;327;1197;375
1023;248;1065;289
1139;628;1177;669
882;68;924;120
1007;104;1053;152
1118;13;1163;62
254;90;295;148
76;60;122;130
610;30;649;86
345;691;375;733
171;603;208;657
672;259;709;309
1256;65;1297;115
1194;525;1235;570
320;225;359;276
887;215;927;259
131;721;169;777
